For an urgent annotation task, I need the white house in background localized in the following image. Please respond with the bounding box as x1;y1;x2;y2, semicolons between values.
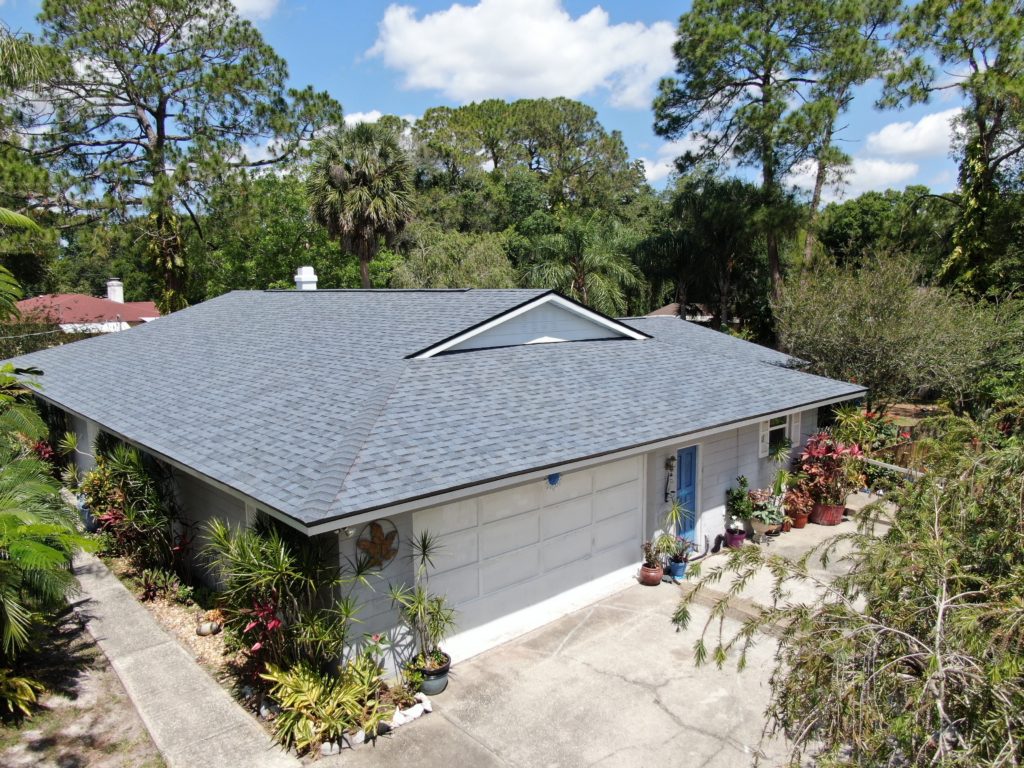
7;267;863;662
16;278;160;334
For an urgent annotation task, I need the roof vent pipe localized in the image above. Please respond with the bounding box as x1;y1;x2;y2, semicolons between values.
106;278;124;303
294;266;318;291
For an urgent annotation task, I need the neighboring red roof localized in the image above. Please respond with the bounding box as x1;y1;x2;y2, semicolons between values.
17;294;160;324
648;302;681;316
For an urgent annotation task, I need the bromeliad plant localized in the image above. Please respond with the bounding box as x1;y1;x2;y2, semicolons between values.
260;652;391;756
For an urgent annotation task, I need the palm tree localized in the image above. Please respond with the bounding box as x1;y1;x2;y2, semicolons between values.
0;366;88;661
306;123;414;289
522;214;644;316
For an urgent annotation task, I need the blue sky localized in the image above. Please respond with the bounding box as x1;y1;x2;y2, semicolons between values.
2;0;964;201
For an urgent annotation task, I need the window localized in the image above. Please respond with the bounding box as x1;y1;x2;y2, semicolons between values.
759;413;801;459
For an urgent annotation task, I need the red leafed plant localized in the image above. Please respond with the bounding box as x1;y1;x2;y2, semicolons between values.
799;432;863;505
243;598;284;657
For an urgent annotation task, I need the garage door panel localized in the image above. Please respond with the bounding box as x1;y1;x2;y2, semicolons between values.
427;564;479;606
593;481;638;521
479;485;539;524
545;469;592;504
480;510;539;559
540;496;592;539
480;547;540;593
594;510;638;552
414;456;644;638
429;528;478;574
590;538;637;575
594;457;639;491
417;499;478;536
541;528;591;572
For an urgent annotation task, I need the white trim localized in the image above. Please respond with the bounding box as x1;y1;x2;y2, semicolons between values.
639;453;649;543
412;293;648;359
35;389;861;538
443;564;639;664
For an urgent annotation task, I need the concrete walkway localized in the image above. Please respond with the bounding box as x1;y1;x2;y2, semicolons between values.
72;553;298;768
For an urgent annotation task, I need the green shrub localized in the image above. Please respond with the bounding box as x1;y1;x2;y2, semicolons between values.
260;658;390;755
0;668;44;719
80;443;176;569
203;516;373;677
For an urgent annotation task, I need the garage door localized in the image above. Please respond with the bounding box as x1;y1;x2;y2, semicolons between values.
412;456;643;636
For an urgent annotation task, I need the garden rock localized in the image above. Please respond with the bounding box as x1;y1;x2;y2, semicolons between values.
390;709;410;728
414;692;432;712
351;729;365;745
259;702;281;720
196;620;222;637
404;703;425;721
321;741;341;757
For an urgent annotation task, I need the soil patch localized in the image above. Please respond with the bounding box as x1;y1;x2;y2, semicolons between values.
0;610;164;768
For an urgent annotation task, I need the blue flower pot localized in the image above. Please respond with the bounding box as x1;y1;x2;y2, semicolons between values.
667;560;688;580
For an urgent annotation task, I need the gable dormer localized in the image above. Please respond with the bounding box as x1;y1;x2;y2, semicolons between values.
410;292;649;359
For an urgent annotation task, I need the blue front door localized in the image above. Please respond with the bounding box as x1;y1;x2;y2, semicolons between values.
676;447;698;542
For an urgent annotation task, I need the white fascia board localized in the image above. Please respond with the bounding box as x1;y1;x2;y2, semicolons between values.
302;390;864;535
412;292;648;359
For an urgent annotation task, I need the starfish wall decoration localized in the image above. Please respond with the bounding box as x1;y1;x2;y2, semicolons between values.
356;520;399;568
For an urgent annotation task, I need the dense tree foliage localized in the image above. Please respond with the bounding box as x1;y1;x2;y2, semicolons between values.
883;0;1024;297
674;410;1024;766
653;0;893;299
12;0;341;310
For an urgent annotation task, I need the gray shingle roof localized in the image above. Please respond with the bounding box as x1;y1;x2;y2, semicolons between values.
8;290;864;527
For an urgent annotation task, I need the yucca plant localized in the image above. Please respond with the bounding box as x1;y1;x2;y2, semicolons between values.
204;516;375;674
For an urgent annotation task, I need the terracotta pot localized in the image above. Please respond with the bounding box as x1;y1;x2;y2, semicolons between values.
781;519;792;533
638;563;663;586
790;511;809;529
810;503;845;526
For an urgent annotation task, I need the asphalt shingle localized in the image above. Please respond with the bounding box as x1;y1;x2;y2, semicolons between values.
7;290;863;527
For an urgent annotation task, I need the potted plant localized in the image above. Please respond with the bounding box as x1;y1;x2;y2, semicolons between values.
724;516;746;548
748;487;785;537
389;530;458;695
389;584;457;695
639;540;664;586
724;476;754;547
799;431;863;526
784;481;814;529
657;534;694;580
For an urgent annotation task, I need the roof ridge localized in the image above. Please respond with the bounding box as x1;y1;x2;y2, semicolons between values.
296;361;410;518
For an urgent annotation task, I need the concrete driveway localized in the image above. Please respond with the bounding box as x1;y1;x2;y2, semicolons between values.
337;517;881;767
341;580;786;768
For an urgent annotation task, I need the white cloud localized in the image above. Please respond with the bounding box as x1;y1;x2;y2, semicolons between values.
789;157;919;202
368;0;675;109
232;0;280;20
638;137;704;184
344;110;384;126
865;108;963;159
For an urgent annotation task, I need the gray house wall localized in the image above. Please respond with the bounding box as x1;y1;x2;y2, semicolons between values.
644;408;818;545
173;470;249;587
